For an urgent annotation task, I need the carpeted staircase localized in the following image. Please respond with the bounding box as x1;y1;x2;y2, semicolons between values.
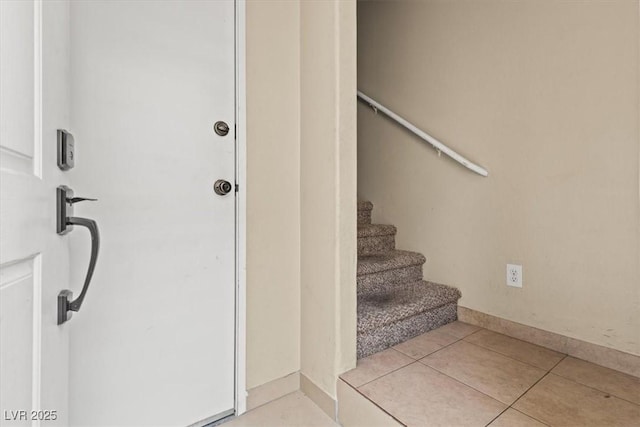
357;200;461;359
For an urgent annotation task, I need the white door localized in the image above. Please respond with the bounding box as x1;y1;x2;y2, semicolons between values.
66;1;236;426
1;1;71;426
1;1;237;426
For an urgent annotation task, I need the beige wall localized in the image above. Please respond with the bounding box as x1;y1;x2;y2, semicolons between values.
301;0;358;399
246;0;301;389
358;0;640;355
245;0;357;399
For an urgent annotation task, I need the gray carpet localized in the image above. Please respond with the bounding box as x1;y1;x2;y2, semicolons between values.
357;200;461;359
358;224;396;256
357;200;373;226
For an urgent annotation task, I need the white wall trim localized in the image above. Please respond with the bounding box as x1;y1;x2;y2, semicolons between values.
31;255;42;426
32;2;43;420
33;0;43;179
234;0;248;417
300;374;337;421
246;372;300;411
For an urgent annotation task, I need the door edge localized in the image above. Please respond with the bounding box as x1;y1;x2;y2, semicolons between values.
234;0;248;417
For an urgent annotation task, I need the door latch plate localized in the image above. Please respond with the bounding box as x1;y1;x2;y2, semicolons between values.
57;129;75;170
58;290;73;325
57;186;74;235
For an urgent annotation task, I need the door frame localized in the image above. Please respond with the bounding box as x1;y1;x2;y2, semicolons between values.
234;0;248;417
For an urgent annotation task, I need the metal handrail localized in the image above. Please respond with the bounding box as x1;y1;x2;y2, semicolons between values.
357;91;489;177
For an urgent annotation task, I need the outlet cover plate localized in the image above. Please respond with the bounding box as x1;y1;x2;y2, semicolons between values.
507;264;522;288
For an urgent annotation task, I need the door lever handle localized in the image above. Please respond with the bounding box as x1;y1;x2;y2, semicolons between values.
67;197;98;204
58;217;100;324
56;186;101;325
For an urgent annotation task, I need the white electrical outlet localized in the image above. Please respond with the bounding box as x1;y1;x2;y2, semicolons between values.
507;264;523;287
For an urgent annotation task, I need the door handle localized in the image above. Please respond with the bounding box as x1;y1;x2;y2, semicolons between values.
56;185;100;325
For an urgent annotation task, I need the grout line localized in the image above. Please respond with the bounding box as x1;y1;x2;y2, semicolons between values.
428;334;464;350
509;355;567;409
461;327;484;338
483;406;511;426
349;348;549;427
415;360;508;406
355;325;470;388
497;356;565;427
361;326;480;389
550;357;640;406
544;371;640;408
509;408;551;426
351;326;564;424
349;329;639;427
350;352;416;389
549;354;569;370
507;359;640;424
564;355;640;381
462;338;565;372
462;328;566;362
393;332;463;361
351;325;469;389
489;372;557;426
341;380;407;426
415;331;563;409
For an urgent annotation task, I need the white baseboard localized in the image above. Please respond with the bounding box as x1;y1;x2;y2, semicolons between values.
300;374;337;421
458;306;640;378
246;372;300;411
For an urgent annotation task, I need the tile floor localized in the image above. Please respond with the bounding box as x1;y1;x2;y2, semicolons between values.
224;391;337;427
341;321;640;426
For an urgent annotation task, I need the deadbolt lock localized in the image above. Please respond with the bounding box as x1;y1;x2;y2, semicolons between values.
214;121;230;136
214;179;233;196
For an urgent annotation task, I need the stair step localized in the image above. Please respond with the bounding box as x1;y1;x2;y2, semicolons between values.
357;281;461;358
357;200;373;225
357;263;423;295
357;200;373;211
358;302;458;359
358;224;396;256
358;250;425;276
354;199;462;359
357;223;396;238
357;281;461;333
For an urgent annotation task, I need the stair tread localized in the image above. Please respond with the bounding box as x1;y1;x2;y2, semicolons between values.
357;281;461;333
358;250;425;276
357;263;423;294
357;200;373;211
358;223;396;238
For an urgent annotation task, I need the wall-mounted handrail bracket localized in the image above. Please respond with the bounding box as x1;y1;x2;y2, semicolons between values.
56;185;101;325
357;91;489;177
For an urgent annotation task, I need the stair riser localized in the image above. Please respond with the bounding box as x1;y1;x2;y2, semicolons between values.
357;265;423;295
357;303;458;359
358;234;395;256
357;209;372;225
